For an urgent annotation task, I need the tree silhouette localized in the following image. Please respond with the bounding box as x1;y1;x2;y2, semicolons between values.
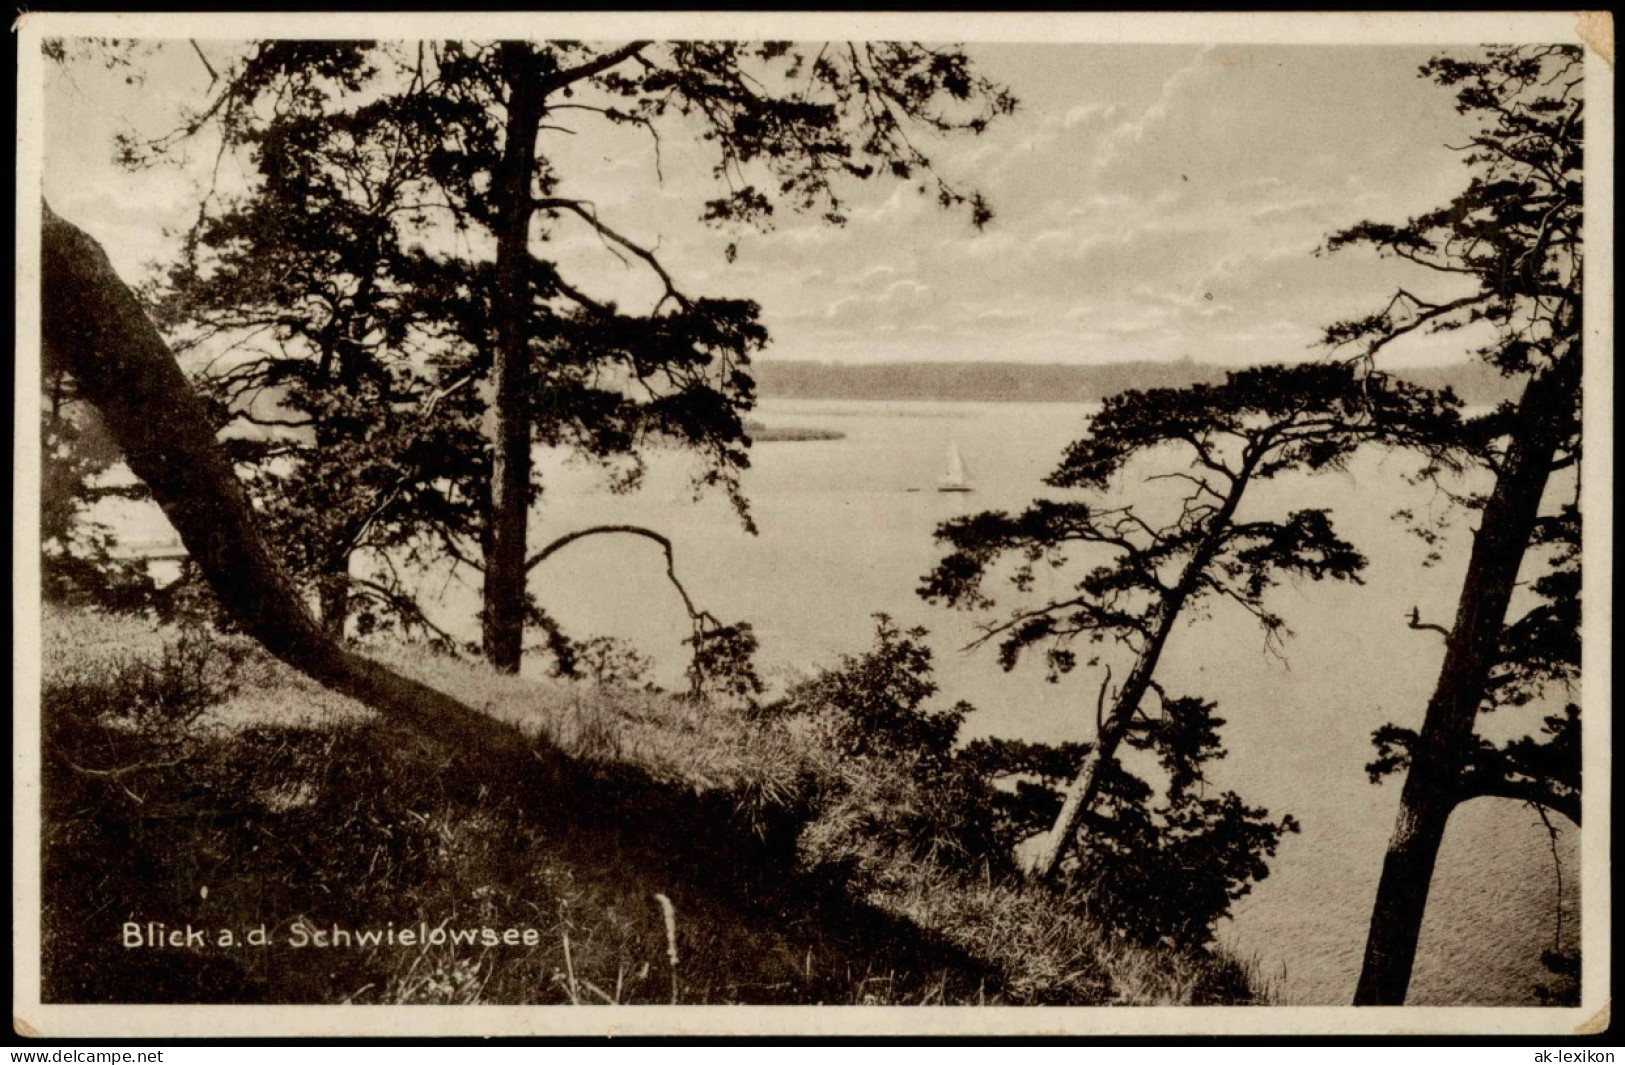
1319;45;1584;1006
117;39;1016;671
921;363;1464;881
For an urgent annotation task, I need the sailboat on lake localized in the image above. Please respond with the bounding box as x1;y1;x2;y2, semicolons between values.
937;442;974;493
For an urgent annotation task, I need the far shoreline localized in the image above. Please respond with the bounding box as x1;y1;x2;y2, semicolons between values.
744;420;846;443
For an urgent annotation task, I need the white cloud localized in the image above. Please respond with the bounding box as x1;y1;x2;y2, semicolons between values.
1062;101;1115;129
1090;45;1216;175
821;278;935;324
43;42;1476;369
851;263;901;286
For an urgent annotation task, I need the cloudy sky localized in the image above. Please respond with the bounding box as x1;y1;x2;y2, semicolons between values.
42;38;1497;369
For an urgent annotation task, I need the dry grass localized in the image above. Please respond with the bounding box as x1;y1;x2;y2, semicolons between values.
366;641;817;816
37;608;1266;1006
797;753;1266;1005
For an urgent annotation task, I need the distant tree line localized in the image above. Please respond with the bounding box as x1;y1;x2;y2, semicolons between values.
753;357;1523;407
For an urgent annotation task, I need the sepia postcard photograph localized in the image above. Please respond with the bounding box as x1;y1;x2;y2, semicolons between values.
12;10;1613;1039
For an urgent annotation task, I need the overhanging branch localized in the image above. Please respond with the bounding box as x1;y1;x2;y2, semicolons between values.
526;523;717;630
1457;769;1579;826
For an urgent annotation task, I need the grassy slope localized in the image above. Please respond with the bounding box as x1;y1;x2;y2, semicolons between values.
37;608;1262;1006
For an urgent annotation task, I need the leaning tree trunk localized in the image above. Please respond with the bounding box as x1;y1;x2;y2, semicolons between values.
1353;351;1577;1005
481;44;545;674
1026;639;1167;880
40;202;537;763
1027;472;1250;881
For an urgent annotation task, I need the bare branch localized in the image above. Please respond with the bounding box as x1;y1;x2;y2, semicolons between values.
56;751;184;779
1406;605;1452;640
188;40;220;86
535;198;690;311
526;524;717;630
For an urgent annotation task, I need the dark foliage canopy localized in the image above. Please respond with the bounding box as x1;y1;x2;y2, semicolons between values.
110;38;1013;660
922;362;1464;676
1321;45;1583;829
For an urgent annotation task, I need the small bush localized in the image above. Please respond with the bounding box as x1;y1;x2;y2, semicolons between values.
685;620;765;709
571;635;654;688
772;616;1004;873
777;617;1295;954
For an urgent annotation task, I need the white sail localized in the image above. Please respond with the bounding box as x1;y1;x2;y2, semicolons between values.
937;442;973;492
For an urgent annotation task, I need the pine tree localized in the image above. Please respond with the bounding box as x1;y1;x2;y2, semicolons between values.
1317;45;1584;1005
921;363;1464;880
113;39;1015;670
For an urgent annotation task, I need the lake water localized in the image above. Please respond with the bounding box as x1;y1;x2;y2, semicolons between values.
94;396;1581;1005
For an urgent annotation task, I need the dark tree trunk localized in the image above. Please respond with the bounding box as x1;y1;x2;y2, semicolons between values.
317;566;349;637
40;202;537;764
307;379;351;639
310;418;351;638
1353;352;1576;1005
481;44;545;674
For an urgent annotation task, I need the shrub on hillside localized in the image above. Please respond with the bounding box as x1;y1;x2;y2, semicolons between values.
768;616;1005;874
43;622;248;783
1068;697;1299;949
568;635;656;688
775;617;1297;950
685;621;766;709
